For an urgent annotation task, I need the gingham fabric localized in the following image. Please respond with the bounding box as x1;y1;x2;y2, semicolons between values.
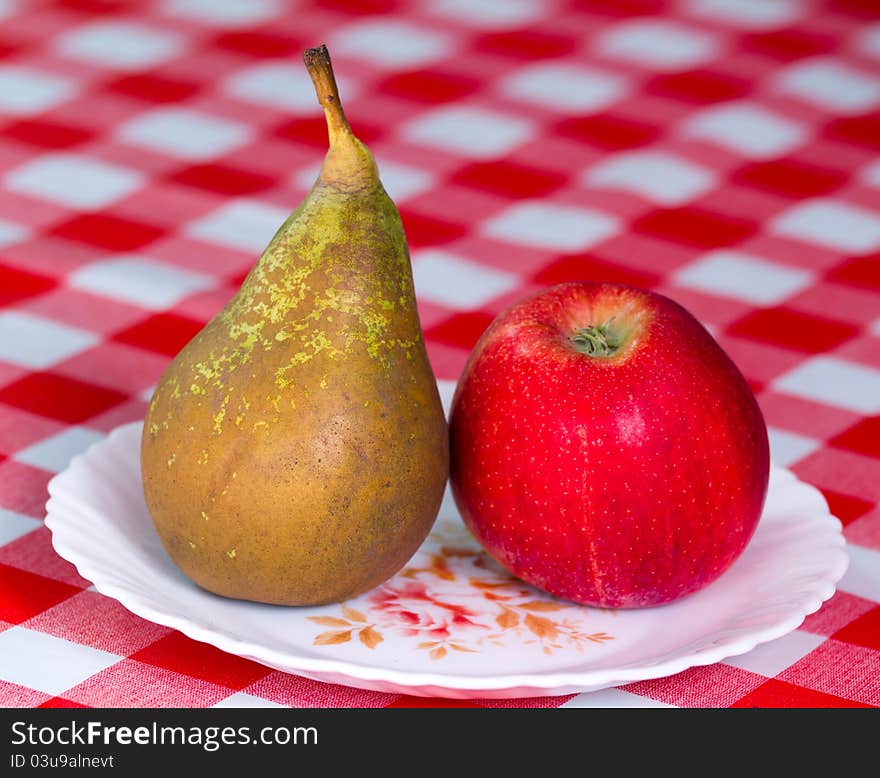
0;0;878;710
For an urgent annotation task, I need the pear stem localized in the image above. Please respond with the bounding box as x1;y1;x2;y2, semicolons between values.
303;44;351;147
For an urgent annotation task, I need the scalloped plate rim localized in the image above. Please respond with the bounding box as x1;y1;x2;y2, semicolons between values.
44;420;849;697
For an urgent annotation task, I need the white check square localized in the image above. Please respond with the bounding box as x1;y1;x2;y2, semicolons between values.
0;312;98;369
771;199;880;253
482;201;620;251
0;508;41;546
837;544;880;602
186;200;289;253
597;20;719;71
162;0;281;26
724;631;826;676
16;427;105;473
411;250;519;309
584;151;716;205
0;627;120;696
70;257;215;310
858;24;880;60
330;20;451;67
56;21;182;70
775;58;880;114
118;108;252;161
428;0;543;28
686;0;801;30
772;356;880;414
862;160;880;188
226;63;344;113
376;161;436;202
562;689;676;707
0;66;75;116
213;692;289;708
403;106;535;159
5;153;143;210
682;102;807;159
672;251;814;305
0;219;27;248
767;427;821;468
501;63;628;113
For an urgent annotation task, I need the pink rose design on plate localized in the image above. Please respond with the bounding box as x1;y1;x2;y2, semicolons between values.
368;580;489;639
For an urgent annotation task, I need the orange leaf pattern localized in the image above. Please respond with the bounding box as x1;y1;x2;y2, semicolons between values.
308;616;351;627
342;606;366;623
314;630;352;645
359;626;383;649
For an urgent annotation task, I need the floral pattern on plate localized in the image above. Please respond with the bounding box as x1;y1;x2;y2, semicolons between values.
309;517;614;659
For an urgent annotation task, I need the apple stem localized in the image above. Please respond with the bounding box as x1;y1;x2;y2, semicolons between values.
571;318;621;358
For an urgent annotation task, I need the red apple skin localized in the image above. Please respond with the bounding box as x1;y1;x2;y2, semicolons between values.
449;281;770;609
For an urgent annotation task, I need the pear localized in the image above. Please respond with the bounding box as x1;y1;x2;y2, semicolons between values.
141;45;449;606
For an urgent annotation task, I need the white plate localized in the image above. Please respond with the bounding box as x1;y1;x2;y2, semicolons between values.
45;421;848;699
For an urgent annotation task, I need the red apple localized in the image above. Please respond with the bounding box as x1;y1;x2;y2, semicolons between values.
449;281;770;609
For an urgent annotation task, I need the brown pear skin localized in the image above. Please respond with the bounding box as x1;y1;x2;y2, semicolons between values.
140;45;449;606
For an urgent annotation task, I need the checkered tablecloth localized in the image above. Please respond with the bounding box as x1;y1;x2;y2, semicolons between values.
0;0;878;709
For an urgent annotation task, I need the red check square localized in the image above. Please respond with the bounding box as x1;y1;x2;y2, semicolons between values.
213;31;302;58
378;69;481;104
646;70;751;105
37;697;89;708
169;164;276;196
276;116;382;149
634;207;757;249
556;114;660;150
474;30;576;59
825;113;880;151
832;606;880;651
819;488;875;525
130;632;273;690
451;161;567;198
0;372;128;424
740;29;835;61
50;213;164;252
731;679;872;708
826;255;880;292
829;417;880;458
2;119;93;150
425;311;494;350
0;264;56;306
112;312;205;357
386;695;483;708
733;158;847;199
727;307;859;353
533;253;659;288
399;210;468;248
0;563;83;624
104;73;202;103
